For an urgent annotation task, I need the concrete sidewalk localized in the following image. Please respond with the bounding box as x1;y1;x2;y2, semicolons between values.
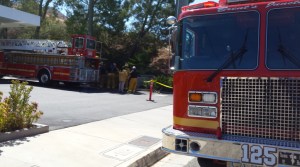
0;105;173;167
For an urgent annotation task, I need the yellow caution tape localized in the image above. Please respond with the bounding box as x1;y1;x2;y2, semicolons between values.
144;80;173;89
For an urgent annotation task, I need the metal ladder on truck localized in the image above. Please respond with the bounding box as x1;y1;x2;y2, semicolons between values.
0;39;68;54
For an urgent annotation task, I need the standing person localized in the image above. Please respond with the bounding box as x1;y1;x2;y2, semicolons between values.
118;68;128;93
98;62;107;88
127;66;138;93
107;62;119;89
123;63;131;91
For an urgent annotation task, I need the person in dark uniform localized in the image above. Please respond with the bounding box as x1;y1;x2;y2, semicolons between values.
107;62;119;89
98;62;107;88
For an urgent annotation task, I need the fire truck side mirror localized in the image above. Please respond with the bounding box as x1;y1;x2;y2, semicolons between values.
166;16;177;25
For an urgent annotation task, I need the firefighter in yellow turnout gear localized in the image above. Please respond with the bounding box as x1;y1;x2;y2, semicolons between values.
127;66;138;93
118;68;128;93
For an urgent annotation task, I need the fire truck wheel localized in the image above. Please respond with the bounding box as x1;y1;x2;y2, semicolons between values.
197;158;226;167
64;82;80;87
197;158;214;167
38;71;51;86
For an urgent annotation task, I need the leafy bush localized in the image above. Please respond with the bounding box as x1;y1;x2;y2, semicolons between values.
144;75;173;93
0;80;43;132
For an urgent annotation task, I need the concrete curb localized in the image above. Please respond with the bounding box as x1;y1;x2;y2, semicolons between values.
128;147;169;167
0;123;49;142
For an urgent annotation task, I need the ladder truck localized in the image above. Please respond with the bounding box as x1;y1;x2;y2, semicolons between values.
0;34;100;86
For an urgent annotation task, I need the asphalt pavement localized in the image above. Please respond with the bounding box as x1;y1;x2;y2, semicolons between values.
0;77;173;131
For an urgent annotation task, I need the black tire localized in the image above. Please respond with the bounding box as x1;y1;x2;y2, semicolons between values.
0;75;4;79
50;80;59;87
197;158;214;167
197;158;227;167
38;70;51;86
64;82;80;87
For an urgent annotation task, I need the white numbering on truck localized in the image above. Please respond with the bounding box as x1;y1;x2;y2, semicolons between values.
241;144;277;166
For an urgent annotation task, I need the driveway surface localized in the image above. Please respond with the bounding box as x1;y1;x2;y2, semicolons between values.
0;77;173;130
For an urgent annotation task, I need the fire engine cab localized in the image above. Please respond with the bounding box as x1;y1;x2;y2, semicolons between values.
0;34;100;86
162;0;300;166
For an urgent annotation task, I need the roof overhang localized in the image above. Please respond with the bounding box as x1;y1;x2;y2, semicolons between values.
0;5;40;28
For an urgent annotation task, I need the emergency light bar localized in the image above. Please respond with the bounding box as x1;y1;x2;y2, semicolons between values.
219;0;278;5
227;0;249;3
184;0;280;8
182;1;218;11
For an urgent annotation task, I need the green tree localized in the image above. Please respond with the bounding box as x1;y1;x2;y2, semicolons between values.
111;0;174;73
39;15;68;40
93;0;129;63
2;0;65;39
34;0;64;38
64;0;129;65
126;0;174;57
64;0;193;74
87;0;95;35
65;0;128;36
64;0;89;35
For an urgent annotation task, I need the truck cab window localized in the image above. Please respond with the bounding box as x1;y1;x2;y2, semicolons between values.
266;7;300;69
184;29;195;59
180;11;259;70
86;39;96;50
182;29;195;68
75;38;84;48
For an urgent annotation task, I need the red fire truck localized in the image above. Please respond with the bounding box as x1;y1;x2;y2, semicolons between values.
162;0;300;166
0;34;100;86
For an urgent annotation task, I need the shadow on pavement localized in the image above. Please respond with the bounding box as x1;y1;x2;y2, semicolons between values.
0;137;31;156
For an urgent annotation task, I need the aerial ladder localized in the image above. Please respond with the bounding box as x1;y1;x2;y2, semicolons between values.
0;39;68;54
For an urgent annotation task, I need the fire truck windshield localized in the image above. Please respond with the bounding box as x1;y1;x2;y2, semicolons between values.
75;38;84;48
87;39;96;50
266;7;300;69
179;11;259;70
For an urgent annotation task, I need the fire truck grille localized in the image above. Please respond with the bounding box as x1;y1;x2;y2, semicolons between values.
221;77;300;143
